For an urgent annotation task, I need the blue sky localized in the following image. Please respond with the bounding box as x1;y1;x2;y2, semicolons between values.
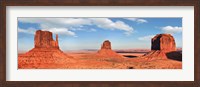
18;18;182;52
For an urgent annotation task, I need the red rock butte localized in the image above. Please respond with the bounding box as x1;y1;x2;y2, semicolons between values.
151;34;176;52
34;30;59;48
97;40;123;58
18;30;74;69
142;34;177;60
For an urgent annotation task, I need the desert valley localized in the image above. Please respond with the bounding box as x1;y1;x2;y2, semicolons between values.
18;30;182;69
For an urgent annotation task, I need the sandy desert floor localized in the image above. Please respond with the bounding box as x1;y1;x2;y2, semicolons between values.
18;51;182;69
57;51;182;69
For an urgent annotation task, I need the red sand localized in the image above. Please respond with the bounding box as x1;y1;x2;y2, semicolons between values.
18;30;182;69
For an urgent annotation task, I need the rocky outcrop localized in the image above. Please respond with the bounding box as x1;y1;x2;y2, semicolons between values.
151;34;176;52
97;40;123;58
18;30;74;69
142;34;178;60
101;40;111;49
34;30;59;48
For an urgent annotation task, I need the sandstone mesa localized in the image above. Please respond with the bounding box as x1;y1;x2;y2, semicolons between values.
96;40;124;58
141;34;181;61
18;30;74;68
18;30;182;69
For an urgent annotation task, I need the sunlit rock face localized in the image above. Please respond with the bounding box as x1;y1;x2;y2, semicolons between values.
142;34;178;60
34;30;59;48
97;40;123;58
151;34;176;52
18;30;74;69
101;40;111;49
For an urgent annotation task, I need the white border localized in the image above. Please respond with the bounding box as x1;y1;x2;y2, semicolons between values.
6;6;194;81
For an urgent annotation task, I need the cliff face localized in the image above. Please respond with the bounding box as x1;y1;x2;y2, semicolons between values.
18;30;74;69
151;34;176;52
34;30;59;48
101;40;111;49
142;34;178;60
97;40;123;58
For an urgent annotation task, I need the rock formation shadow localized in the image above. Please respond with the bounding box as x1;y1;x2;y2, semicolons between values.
123;55;138;58
18;31;182;69
141;34;177;60
151;35;161;50
166;51;182;61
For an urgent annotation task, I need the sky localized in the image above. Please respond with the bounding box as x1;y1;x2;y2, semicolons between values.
18;18;182;52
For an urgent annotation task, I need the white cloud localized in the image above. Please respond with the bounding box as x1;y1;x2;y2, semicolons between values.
136;19;148;23
18;27;76;37
90;18;133;34
138;35;154;41
19;18;91;29
161;26;182;34
89;28;97;32
18;27;36;34
62;18;91;25
42;28;76;36
124;31;133;36
18;18;134;36
18;18;42;23
124;18;148;24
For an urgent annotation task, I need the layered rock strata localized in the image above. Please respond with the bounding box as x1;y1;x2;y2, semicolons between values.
97;40;123;58
18;30;74;69
142;34;177;60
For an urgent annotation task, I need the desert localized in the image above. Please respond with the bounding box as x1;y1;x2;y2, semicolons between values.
18;30;182;69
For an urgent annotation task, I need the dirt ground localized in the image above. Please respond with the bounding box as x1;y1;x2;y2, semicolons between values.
18;51;182;69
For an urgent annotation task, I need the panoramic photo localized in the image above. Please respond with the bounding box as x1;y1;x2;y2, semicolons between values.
18;18;182;69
